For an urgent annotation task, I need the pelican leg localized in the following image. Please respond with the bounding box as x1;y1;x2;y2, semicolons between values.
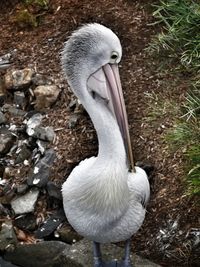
118;240;133;267
93;242;104;267
93;242;117;267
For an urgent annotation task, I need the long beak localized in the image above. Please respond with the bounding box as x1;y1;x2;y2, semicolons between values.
87;64;135;172
103;64;135;172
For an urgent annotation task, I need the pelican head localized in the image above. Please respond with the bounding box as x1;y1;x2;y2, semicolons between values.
61;23;134;170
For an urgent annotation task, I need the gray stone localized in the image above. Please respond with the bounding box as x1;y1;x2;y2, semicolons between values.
26;113;55;142
27;149;56;187
11;188;39;215
4;68;34;90
36;139;48;154
0;221;17;251
2;104;26;117
0;257;19;267
35;210;65;239
46;181;62;200
0;128;16;154
61;239;161;267
30;126;55;142
13;91;27;109
15;144;32;164
0;203;9;216
57;223;82;244
33;85;61;111
0;53;12;70
16;183;28;194
68;114;80;129
0;110;6;124
67;97;85;113
14;214;37;231
0;66;6;105
26;113;43;129
32;73;53;86
5;241;70;267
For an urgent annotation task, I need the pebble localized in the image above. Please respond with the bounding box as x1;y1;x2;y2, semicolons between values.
68;114;79;129
27;149;56;187
57;223;82;244
32;73;53;86
29;125;55;142
13;91;27;109
15;144;32;164
0;128;16;155
0;221;17;251
33;85;61;111
46;181;62;200
35;210;65;239
11;188;39;215
0;110;6;124
4;68;34;90
14;214;37;231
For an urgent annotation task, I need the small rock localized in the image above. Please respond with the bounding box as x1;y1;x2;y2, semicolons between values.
0;257;19;267
33;85;61;110
30;126;55;142
16;183;28;194
46;181;62;200
11;188;39;215
0;203;9;216
5;241;70;267
67;97;77;111
0;162;5;177
14;214;37;231
26;113;55;142
13;91;27;109
0;110;6;124
27;149;56;187
67;97;85;113
26;113;43;131
0;53;12;70
57;223;82;244
2;104;26;117
36;139;48;154
0;128;16;155
0;75;6;105
35;210;65;239
68;114;80;129
0;184;15;205
4;68;34;90
32;73;53;86
0;221;17;251
15;144;32;164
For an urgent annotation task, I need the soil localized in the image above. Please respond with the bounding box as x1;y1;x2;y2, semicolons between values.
0;0;199;266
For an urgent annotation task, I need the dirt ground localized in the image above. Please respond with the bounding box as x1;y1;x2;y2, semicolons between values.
0;0;199;266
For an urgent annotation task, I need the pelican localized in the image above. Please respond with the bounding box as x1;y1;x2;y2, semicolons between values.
61;23;150;267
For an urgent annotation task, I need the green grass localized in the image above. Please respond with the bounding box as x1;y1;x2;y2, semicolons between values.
165;90;200;195
147;0;200;195
148;0;200;72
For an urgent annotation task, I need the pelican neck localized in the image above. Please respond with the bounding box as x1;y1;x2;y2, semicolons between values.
83;94;127;164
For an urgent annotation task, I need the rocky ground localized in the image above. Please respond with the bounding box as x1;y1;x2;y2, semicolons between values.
0;1;199;267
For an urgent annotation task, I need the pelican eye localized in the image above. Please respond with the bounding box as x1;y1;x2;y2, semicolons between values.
111;52;118;60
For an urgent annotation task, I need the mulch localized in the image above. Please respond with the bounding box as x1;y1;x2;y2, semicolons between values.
0;0;199;266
